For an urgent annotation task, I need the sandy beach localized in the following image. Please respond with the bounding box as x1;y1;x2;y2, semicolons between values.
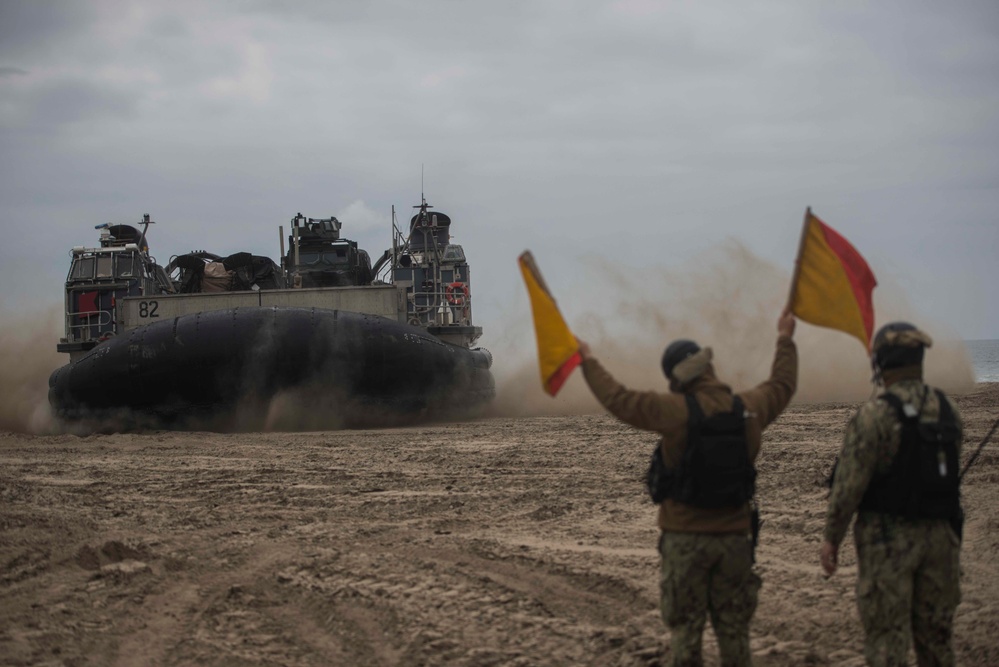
3;1;996;664
1;381;997;666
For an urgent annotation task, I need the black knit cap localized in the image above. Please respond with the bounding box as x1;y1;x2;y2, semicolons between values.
661;339;701;379
872;321;925;371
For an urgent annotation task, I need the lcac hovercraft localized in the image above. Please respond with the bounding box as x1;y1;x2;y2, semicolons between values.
48;200;494;429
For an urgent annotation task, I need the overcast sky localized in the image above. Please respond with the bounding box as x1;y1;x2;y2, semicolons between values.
2;0;997;353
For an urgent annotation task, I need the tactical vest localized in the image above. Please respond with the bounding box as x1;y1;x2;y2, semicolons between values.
666;394;755;509
858;388;961;520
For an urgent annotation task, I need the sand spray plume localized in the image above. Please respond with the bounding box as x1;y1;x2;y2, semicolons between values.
867;280;976;395
487;240;977;419
8;242;976;433
487;241;787;418
0;307;64;434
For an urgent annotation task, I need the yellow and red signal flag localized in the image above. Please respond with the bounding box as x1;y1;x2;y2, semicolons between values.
518;251;582;396
789;208;878;350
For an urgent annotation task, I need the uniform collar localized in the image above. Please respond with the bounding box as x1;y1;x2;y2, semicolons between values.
678;367;732;395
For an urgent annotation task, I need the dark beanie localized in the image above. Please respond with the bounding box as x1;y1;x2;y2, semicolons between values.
661;339;701;379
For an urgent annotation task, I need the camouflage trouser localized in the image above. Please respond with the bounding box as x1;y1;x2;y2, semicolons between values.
658;531;760;667
854;512;961;667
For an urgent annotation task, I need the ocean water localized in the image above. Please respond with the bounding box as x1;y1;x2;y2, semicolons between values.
966;339;999;383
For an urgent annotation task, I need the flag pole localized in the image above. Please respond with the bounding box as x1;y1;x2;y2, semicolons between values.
519;251;553;298
786;206;812;313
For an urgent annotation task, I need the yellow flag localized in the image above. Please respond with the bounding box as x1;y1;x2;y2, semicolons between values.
518;251;581;396
790;209;878;349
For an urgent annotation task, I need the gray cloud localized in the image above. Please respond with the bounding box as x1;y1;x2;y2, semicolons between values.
5;77;139;130
0;1;97;61
0;0;996;343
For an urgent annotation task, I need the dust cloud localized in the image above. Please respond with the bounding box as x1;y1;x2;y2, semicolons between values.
1;242;977;434
487;240;976;418
0;307;64;434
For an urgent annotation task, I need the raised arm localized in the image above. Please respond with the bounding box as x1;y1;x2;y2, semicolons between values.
740;310;798;428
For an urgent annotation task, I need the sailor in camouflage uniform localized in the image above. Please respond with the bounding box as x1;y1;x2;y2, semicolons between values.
821;322;963;667
578;310;797;667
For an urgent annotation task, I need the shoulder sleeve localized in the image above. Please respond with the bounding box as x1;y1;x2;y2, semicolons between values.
739;335;797;427
581;358;683;432
822;400;894;545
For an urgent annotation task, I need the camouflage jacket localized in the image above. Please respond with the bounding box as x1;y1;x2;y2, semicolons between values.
582;335;797;534
822;367;964;546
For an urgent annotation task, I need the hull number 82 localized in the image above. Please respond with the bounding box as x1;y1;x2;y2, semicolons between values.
138;301;160;318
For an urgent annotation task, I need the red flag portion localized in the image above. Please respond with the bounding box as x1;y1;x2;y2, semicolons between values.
790;209;878;350
518;251;581;396
77;291;99;320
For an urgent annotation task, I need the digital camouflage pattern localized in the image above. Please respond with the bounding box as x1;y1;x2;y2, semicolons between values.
872;326;933;354
853;513;961;667
659;532;759;667
823;374;963;544
824;372;963;667
583;331;795;666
